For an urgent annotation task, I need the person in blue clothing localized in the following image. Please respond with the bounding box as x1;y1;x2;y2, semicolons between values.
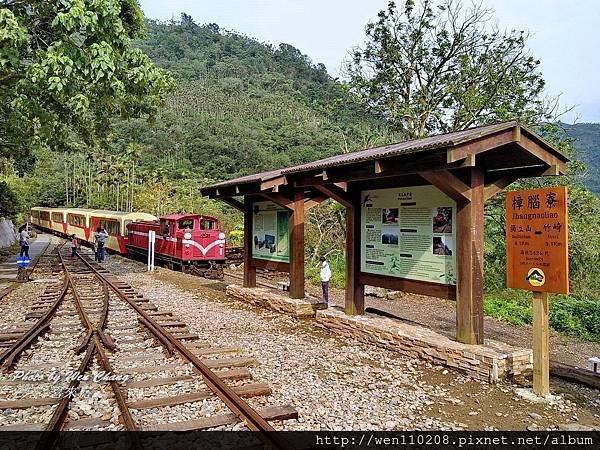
94;227;109;262
18;224;30;258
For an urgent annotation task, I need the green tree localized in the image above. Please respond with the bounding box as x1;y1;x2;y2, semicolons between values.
0;0;173;172
346;0;556;138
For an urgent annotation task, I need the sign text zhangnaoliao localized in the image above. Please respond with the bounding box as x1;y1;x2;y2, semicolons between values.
505;186;569;294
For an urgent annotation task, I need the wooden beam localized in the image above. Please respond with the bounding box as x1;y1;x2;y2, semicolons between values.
257;192;294;211
420;170;472;202
260;176;287;192
346;195;364;314
304;194;328;211
455;167;484;345
447;129;516;163
288;191;305;299
220;197;244;212
313;185;353;209
359;273;456;300
483;165;561;201
250;258;290;273
243;197;256;288
533;291;550;396
517;134;567;174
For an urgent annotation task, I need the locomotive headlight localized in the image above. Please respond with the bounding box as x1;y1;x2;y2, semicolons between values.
185;244;190;248
184;232;192;240
218;232;225;240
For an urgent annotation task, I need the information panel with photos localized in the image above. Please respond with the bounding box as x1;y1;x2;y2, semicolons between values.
251;201;290;262
360;186;457;285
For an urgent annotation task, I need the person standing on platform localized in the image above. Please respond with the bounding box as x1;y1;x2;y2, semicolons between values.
320;256;332;307
70;234;79;257
94;227;108;262
18;224;30;258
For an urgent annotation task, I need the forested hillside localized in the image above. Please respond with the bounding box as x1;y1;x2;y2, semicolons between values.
2;15;394;220
560;122;600;195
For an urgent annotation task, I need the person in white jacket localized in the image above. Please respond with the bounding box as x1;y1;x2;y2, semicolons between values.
319;256;332;306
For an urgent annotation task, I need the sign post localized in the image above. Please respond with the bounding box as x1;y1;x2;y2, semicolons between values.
148;230;156;272
505;186;569;396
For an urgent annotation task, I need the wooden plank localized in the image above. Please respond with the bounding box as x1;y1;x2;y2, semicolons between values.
420;170;472;202
221;197;244;212
203;356;258;369
550;361;600;390
359;272;456;300
65;417;112;430
289;190;305;299
244;197;257;288
533;291;550;396
127;382;271;409
447;129;516;163
257;192;294;211
455;167;484;344
126;368;253;389
313;184;353;208
250;258;290;273
124;363;182;374
0;422;45;431
142;405;298;431
304;194;328;211
0;397;59;409
518;134;567;174
192;347;241;357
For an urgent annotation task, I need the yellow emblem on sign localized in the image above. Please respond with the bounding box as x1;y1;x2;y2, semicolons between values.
526;268;545;287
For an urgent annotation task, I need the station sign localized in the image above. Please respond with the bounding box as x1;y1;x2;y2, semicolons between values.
505;186;569;294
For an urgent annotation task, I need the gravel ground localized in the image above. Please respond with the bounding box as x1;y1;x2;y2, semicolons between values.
113;259;599;431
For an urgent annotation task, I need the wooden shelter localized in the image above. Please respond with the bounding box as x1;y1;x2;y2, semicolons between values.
201;121;568;345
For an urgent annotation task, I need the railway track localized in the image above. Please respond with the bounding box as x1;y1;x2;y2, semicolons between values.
0;245;297;446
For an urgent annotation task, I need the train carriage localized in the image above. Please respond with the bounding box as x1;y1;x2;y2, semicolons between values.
30;207;227;278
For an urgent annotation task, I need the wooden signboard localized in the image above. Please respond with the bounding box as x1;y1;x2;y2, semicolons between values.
505;186;569;294
505;186;569;397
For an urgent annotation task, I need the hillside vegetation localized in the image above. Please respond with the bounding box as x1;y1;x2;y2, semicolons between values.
561;122;600;195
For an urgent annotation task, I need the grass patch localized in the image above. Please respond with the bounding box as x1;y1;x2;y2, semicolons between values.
484;290;600;342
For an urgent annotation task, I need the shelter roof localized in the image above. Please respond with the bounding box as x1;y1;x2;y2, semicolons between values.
201;121;568;199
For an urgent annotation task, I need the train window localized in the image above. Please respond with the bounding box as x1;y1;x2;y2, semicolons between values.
123;220;131;236
51;212;63;222
178;219;194;230
160;220;170;235
200;219;214;230
40;211;50;221
31;210;39;219
68;214;85;227
98;219;120;236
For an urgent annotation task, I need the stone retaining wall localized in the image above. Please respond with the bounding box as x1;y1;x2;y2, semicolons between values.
315;309;532;383
226;284;323;318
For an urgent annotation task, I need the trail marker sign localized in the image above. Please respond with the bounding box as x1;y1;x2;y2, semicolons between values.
505;186;569;294
505;186;569;397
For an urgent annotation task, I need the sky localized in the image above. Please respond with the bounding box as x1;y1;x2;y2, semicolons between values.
139;0;600;123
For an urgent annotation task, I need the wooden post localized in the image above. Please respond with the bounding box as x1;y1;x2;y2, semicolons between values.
455;167;485;344
533;291;550;396
289;190;305;299
345;195;364;315
243;197;256;288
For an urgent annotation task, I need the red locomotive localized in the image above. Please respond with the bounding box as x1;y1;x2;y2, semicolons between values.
126;213;226;278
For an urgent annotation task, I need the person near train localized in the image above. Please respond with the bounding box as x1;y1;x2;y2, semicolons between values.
320;256;332;307
70;234;79;257
94;227;108;262
18;224;30;258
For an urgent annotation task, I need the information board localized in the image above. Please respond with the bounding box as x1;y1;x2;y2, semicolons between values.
360;186;457;285
252;201;290;262
505;187;569;294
